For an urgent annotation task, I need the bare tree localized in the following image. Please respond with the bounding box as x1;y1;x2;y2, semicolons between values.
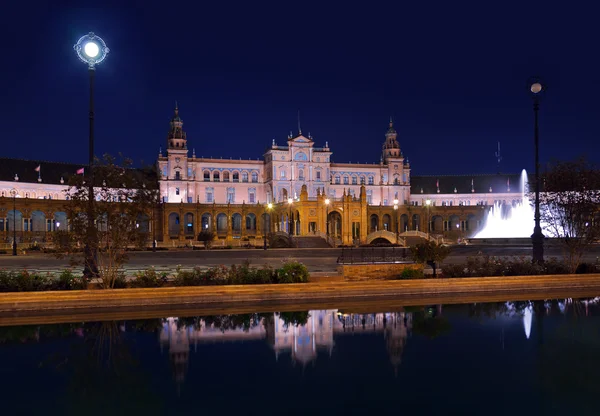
538;158;600;273
55;154;158;288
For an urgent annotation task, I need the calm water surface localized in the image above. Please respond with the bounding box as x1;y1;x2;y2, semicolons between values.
1;299;600;415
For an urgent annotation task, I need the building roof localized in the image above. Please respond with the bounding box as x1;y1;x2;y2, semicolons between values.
410;173;530;195
0;158;158;189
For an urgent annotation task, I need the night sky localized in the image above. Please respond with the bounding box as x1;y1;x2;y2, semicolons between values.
0;1;598;175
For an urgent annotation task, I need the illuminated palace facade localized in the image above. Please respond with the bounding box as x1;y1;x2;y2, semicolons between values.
0;106;525;246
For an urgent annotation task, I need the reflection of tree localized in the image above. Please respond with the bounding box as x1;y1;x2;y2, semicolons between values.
411;311;451;339
537;301;600;398
467;302;511;320
279;311;310;328
36;320;165;415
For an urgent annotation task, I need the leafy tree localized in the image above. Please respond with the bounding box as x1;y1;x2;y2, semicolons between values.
197;230;216;249
410;241;450;277
54;154;158;288
538;158;600;273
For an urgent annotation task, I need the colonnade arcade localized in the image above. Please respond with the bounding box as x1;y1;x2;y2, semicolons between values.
1;189;488;248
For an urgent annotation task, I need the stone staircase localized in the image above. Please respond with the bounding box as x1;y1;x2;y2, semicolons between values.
293;236;331;248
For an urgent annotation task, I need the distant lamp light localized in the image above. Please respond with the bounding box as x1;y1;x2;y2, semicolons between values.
56;222;60;228
425;199;431;206
267;203;273;209
530;82;542;94
287;198;293;205
393;199;399;205
393;205;398;210
325;198;330;205
74;32;109;68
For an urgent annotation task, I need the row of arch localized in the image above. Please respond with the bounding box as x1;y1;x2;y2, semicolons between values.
368;213;479;233
1;191;62;199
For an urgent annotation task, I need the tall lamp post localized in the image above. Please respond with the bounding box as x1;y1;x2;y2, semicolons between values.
74;33;109;277
287;198;293;237
530;81;544;264
393;199;399;243
325;198;330;242
425;199;431;240
264;202;273;250
10;189;17;256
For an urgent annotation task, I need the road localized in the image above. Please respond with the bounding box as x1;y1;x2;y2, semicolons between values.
2;245;600;273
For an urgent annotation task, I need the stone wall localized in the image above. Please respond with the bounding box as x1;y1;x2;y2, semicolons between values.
338;262;423;280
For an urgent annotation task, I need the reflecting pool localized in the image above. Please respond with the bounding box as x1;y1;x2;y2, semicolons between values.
1;298;600;415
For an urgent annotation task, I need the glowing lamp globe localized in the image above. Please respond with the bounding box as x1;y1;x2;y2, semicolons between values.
530;83;542;94
287;198;293;205
74;32;109;68
84;41;100;58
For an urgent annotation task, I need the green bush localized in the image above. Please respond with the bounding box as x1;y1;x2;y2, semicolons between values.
398;268;425;279
49;270;87;291
441;255;578;278
130;268;168;288
276;260;310;284
112;273;128;289
229;262;274;285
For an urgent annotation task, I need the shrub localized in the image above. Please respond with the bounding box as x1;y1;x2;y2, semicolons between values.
440;255;583;278
229;262;274;285
197;231;216;250
130;268;168;288
398;268;425;279
0;270;49;292
112;273;128;289
276;260;309;284
49;270;87;291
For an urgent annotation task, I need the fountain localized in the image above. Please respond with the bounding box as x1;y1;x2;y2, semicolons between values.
474;169;535;239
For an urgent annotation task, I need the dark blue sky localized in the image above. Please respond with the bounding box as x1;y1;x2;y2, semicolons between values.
0;1;598;174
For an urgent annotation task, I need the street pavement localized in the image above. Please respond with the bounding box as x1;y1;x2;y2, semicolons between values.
2;245;600;274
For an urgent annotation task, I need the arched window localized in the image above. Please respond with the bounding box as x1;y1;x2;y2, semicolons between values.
242;172;249;182
204;170;211;181
343;176;349;185
299;169;305;181
352;176;357;185
368;176;374;185
294;152;308;161
223;171;230;182
251;172;258;182
175;171;181;180
360;176;365;185
335;176;340;184
233;172;240;182
213;171;220;182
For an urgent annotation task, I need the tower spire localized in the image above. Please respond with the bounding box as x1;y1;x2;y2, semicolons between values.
297;110;302;135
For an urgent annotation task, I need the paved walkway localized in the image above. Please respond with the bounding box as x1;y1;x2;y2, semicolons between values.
1;245;599;276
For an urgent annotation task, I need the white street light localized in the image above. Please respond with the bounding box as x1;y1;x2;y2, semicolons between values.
74;32;109;68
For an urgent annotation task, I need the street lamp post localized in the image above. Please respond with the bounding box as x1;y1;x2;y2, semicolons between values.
325;198;330;242
287;198;293;237
530;81;544;264
264;202;273;250
393;199;399;244
425;199;431;240
74;33;109;277
10;189;17;256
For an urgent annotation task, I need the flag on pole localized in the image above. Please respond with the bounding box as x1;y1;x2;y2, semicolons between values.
34;165;41;172
76;167;85;175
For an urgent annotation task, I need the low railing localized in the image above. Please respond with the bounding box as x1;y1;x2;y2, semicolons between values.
400;230;442;244
337;246;411;264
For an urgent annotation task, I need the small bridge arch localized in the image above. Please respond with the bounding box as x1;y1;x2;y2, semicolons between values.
366;230;402;245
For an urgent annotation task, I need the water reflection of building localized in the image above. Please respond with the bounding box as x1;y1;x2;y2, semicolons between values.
159;310;413;386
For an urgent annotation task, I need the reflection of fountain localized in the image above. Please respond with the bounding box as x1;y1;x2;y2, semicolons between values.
475;170;535;238
523;306;532;340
